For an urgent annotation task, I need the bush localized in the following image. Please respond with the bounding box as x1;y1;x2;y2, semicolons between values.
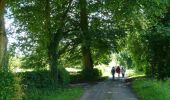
69;71;82;84
81;68;102;82
19;68;70;88
58;67;70;86
19;71;52;88
142;26;170;79
0;72;22;100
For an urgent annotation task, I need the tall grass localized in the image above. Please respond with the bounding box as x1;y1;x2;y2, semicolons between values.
132;79;170;100
23;87;83;100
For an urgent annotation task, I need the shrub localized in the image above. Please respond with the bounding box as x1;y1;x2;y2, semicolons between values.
19;68;70;88
69;71;81;84
19;71;52;88
142;26;170;79
0;72;22;100
81;68;102;82
58;67;70;86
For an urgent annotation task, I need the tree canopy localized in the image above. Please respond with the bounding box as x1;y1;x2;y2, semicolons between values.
1;0;169;80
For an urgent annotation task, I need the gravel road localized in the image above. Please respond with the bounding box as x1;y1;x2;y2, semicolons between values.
80;79;139;100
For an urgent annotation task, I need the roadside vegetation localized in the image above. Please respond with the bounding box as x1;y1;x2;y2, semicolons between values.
128;70;170;100
1;0;170;99
126;70;145;78
132;79;170;100
23;87;83;100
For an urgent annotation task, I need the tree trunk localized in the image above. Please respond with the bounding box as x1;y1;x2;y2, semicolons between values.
47;35;59;83
45;0;58;82
80;0;94;69
45;0;73;83
81;46;93;69
0;0;8;72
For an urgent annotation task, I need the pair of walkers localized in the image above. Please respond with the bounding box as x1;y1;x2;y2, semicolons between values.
111;66;126;80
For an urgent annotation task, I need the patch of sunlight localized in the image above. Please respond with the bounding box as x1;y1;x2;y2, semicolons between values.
12;67;33;73
126;69;145;78
65;68;81;73
95;64;112;78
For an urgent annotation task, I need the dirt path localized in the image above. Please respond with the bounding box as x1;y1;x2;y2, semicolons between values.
80;78;138;100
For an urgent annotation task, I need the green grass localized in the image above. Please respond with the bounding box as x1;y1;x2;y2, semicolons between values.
23;87;83;100
132;79;170;100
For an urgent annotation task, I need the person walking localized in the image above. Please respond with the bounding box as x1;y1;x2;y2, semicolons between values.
111;67;115;80
116;66;120;78
121;67;126;78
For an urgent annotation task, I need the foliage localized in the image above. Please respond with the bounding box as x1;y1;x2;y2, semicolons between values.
143;25;170;79
126;69;145;78
19;69;70;88
70;68;103;83
69;71;82;84
125;24;170;79
5;0;170;82
115;51;133;69
109;0;170;75
6;0;127;70
69;70;107;84
0;72;22;100
132;79;170;100
58;67;70;86
126;31;148;71
119;3;170;79
81;68;102;82
19;71;53;88
23;87;83;100
8;56;22;71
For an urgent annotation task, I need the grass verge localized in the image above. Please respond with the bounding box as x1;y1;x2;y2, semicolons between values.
132;79;170;100
23;87;83;100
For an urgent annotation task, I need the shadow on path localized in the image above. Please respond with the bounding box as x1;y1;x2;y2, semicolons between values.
80;78;138;100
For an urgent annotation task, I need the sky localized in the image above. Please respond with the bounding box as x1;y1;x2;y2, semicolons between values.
5;16;23;55
5;17;16;45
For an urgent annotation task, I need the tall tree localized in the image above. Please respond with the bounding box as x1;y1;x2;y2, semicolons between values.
45;0;73;82
8;0;73;81
79;0;94;70
0;0;8;72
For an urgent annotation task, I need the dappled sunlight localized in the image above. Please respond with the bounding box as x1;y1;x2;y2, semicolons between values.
1;0;170;99
126;69;145;78
65;68;81;73
12;67;33;73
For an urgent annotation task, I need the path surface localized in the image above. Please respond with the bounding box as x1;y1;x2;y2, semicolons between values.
80;78;138;100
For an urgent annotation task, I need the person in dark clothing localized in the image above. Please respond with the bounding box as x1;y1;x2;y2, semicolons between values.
111;67;115;80
116;66;120;77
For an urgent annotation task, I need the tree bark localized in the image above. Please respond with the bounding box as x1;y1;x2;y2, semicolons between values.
45;0;73;83
0;0;8;72
79;0;93;69
81;46;93;70
45;0;58;82
48;35;59;83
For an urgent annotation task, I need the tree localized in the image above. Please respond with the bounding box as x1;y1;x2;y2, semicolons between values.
143;6;170;79
8;0;170;81
0;0;8;72
45;0;73;82
79;0;94;70
118;1;170;79
115;50;133;69
8;0;73;82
